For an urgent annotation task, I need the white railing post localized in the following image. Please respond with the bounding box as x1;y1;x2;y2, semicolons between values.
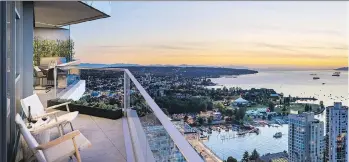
124;70;130;116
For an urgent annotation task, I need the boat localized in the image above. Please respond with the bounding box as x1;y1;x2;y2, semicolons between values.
313;77;320;80
332;72;340;76
200;135;208;140
310;73;317;76
322;83;326;85
273;132;282;138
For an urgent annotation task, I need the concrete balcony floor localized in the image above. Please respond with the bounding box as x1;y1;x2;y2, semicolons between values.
35;91;127;162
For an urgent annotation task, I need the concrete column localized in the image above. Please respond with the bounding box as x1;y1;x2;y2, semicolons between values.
124;71;130;115
22;1;34;98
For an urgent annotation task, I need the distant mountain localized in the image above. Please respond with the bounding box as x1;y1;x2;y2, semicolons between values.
112;66;258;78
80;63;255;71
334;67;348;71
79;63;140;68
79;63;108;68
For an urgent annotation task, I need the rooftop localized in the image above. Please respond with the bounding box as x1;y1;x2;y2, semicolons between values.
258;152;288;162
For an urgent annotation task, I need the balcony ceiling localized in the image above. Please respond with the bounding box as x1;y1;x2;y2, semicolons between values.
34;1;110;28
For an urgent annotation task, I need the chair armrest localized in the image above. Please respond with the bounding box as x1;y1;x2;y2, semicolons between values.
46;102;71;110
35;130;81;150
32;111;60;120
31;119;68;134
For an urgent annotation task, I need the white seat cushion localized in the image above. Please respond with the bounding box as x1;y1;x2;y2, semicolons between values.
21;94;45;117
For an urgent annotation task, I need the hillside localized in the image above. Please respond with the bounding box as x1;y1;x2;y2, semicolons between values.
334;67;348;71
109;66;258;78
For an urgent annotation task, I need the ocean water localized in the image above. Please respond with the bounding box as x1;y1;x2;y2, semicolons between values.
208;70;348;107
204;70;348;160
204;126;289;160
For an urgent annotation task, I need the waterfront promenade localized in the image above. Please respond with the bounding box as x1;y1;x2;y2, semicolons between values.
189;139;223;162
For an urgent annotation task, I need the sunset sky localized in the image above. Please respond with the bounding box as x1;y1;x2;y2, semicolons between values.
71;1;347;69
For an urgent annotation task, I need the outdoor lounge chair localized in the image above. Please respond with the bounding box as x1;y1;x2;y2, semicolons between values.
21;94;79;134
34;66;47;87
15;114;91;162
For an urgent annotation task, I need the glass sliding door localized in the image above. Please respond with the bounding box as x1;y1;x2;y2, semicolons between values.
0;1;7;162
6;1;15;161
2;1;21;161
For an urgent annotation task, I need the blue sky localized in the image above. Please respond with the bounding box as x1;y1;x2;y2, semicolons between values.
71;1;347;69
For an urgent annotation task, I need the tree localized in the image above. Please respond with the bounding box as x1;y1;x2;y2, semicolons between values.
242;151;250;162
267;115;272;120
236;107;246;121
268;101;275;112
197;117;204;125
226;109;233;117
208;116;213;124
262;115;266;120
282;105;287;112
320;101;324;109
226;156;238;162
215;102;225;110
207;102;214;110
183;115;188;122
250;149;260;160
305;104;309;112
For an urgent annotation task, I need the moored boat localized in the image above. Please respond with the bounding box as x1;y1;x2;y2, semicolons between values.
200;135;208;140
332;72;340;76
273;132;282;138
313;77;320;80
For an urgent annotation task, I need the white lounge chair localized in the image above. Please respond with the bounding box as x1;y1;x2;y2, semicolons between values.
15;114;91;162
21;94;79;134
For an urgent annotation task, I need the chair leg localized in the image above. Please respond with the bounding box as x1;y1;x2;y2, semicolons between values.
72;138;82;162
57;125;63;136
70;122;74;131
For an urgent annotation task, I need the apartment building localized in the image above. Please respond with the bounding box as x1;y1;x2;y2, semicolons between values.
288;112;324;162
328;102;348;162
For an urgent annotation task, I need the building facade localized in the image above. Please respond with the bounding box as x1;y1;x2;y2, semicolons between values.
328;102;348;162
144;125;186;162
288;112;324;162
0;2;110;162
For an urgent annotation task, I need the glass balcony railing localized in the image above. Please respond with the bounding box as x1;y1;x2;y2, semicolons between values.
51;67;203;162
124;68;203;162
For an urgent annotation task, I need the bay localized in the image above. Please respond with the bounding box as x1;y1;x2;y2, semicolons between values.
203;70;348;160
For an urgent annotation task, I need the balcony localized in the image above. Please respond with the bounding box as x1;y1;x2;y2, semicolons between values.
33;67;203;162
